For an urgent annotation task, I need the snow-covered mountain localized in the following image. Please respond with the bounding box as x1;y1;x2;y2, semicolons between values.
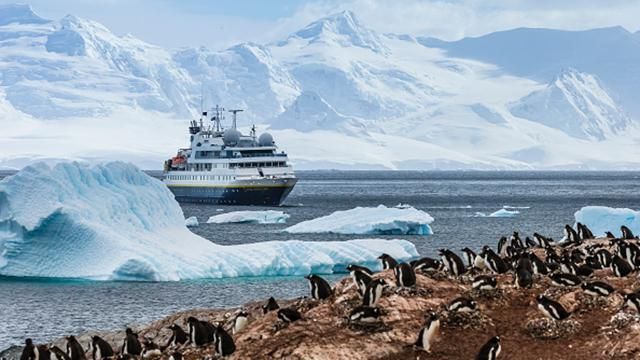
0;5;639;170
510;69;631;140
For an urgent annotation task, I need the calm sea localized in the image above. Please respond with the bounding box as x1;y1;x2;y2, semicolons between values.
1;171;639;348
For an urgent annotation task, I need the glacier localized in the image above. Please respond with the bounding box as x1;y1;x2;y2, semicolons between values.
206;210;290;224
574;206;640;237
284;205;434;235
0;162;418;281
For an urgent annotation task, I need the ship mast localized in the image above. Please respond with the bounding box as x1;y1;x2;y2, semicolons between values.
228;109;243;129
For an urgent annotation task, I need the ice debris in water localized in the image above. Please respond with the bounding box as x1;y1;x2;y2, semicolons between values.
574;206;640;237
0;162;419;281
207;210;290;224
284;205;434;235
474;209;520;218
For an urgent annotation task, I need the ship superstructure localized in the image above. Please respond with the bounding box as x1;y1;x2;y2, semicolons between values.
162;106;297;205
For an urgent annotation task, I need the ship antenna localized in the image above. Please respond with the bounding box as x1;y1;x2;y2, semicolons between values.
228;109;244;129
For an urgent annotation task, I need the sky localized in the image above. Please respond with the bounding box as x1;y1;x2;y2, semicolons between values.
1;0;639;50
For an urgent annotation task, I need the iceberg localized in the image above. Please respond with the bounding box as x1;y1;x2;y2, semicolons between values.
0;162;418;281
185;216;199;227
475;209;519;218
284;205;434;235
574;206;640;237
207;210;289;224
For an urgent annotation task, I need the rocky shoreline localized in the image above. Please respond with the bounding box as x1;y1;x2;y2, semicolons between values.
5;237;640;359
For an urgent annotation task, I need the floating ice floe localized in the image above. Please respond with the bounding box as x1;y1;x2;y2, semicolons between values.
185;216;199;227
0;162;418;281
207;210;289;224
503;205;530;209
574;206;640;237
475;209;520;218
284;205;434;235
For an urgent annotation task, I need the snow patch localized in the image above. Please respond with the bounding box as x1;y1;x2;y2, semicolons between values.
0;162;418;281
285;205;434;235
574;206;640;237
207;210;290;224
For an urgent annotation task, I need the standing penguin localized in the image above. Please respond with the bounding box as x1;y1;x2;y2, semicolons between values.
476;336;501;360
49;346;70;360
90;336;113;360
622;225;635;240
497;237;507;257
65;336;86;360
378;254;398;270
185;317;214;346
164;324;188;349
461;248;478;269
394;262;416;287
262;297;280;314
36;345;51;360
414;312;440;353
536;295;571;320
533;233;552;248
233;311;249;335
121;329;141;356
362;279;385;307
481;247;508;274
577;223;594;240
439;249;466;276
305;274;333;300
605;231;616;239
213;324;235;357
596;249;612;268
20;339;35;360
346;264;372;295
564;225;581;244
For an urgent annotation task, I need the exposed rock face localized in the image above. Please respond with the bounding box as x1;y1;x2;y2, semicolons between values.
9;238;640;359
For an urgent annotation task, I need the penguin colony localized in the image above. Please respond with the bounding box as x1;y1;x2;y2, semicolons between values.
15;223;640;359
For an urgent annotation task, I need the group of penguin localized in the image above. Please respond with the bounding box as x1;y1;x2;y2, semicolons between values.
18;222;640;359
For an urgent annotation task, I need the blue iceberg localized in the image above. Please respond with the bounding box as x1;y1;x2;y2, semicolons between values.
0;162;418;281
284;205;434;235
574;206;640;238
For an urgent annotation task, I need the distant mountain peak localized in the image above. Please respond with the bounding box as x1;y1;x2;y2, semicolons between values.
286;10;387;53
0;3;50;26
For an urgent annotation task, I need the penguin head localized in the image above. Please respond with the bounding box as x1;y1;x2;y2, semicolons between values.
186;317;199;324
304;274;313;280
346;264;355;271
378;253;390;260
25;338;33;346
372;308;381;316
125;328;135;335
238;310;249;317
91;336;100;343
580;283;588;290
535;294;546;303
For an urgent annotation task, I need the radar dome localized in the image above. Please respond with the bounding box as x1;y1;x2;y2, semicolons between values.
223;129;241;146
259;133;274;146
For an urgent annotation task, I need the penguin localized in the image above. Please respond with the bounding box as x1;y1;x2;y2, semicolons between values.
611;255;633;277
65;336;86;360
213;324;235;357
233;311;249;335
447;297;477;313
525;237;537;248
596;249;612;268
622;225;635;240
585;255;602;270
348;306;381;323
305;274;333;300
549;273;582;287
277;308;302;323
90;336;113;360
624;293;640;312
536;295;570;320
529;253;549;275
559;257;578;275
497;237;507;257
346;264;373;295
481;247;508;274
378;253;398;270
461;247;478;268
605;231;616;239
414;312;439;353
49;346;69;360
515;266;533;289
563;224;581;244
410;257;443;273
581;281;615;297
577;222;594;240
510;232;524;249
472;275;497;291
575;264;594;278
439;249;466;276
141;339;161;359
619;242;640;268
164;324;188;349
476;336;501;360
262;297;280;314
362;279;385;307
121;328;141;356
185;317;214;346
533;233;552;248
36;345;51;360
20;339;35;360
394;262;416;287
168;353;182;360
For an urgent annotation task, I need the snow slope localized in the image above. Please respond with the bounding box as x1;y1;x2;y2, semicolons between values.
0;162;418;281
285;205;434;235
0;7;639;169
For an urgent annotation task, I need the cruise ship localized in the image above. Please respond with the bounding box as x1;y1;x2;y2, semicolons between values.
162;106;297;205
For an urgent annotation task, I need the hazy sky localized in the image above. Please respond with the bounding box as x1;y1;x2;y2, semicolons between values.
3;0;639;50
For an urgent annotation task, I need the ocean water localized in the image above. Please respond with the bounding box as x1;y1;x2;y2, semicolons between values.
1;171;640;349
